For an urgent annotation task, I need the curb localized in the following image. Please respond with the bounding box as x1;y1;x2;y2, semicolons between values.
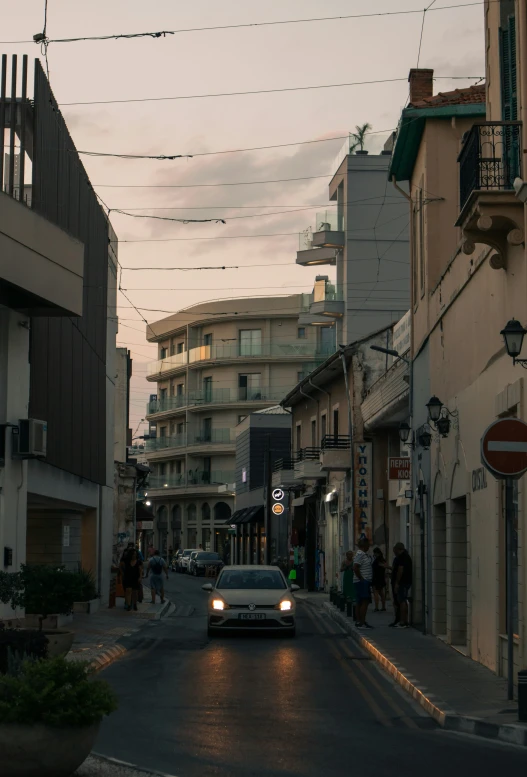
88;644;128;674
324;603;527;748
85;753;179;777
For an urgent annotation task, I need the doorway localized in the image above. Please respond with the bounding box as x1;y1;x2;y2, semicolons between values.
432;503;447;636
448;497;468;647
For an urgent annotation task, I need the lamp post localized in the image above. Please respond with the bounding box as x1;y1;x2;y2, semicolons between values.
501;319;527;366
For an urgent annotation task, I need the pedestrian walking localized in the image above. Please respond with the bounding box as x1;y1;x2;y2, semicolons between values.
340;551;355;605
372;547;389;612
122;550;141;611
145;549;169;604
353;538;373;629
391;542;412;629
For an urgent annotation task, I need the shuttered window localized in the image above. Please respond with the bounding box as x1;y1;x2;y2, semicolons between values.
500;15;517;120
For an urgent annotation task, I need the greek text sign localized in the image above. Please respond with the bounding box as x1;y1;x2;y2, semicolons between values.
388;457;411;481
354;442;372;542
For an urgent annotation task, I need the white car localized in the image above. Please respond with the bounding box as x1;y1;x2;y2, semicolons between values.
202;565;299;637
179;549;198;573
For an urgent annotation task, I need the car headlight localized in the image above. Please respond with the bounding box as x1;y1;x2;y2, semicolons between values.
279;600;293;611
212;599;226;610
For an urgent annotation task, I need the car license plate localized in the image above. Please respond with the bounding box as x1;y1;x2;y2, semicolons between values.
239;613;265;620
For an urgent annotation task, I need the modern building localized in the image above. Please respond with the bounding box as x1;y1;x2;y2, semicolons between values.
387;6;526;687
296;135;410;345
144;290;335;556
0;55;117;609
232;406;292;566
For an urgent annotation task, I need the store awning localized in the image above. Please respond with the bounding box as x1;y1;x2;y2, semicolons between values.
136;502;155;519
228;505;264;525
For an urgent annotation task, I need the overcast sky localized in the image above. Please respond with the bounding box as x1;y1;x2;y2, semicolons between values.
3;0;485;432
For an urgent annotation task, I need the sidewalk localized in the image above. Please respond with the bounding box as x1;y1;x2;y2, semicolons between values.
67;597;171;672
76;754;177;777
322;601;527;747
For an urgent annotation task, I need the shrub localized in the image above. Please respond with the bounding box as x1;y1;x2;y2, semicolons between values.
72;569;99;602
0;624;48;674
20;565;77;623
0;657;118;727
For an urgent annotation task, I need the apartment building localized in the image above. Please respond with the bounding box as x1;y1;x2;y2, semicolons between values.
0;55;117;611
386;0;527;686
296;137;410;345
145;288;335;556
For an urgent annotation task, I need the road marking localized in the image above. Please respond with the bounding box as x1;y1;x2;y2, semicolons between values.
487;441;527;452
303;605;393;727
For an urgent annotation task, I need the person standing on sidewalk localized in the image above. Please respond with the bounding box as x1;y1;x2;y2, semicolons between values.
392;542;412;629
340;551;355;605
145;549;169;605
353;538;373;629
122;550;141;611
371;547;389;612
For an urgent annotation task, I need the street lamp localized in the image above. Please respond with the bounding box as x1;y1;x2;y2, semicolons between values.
425;395;458;437
418;429;432;450
426;395;443;423
398;421;411;444
501;319;527;366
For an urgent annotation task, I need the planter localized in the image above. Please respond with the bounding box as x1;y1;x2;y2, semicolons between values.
0;721;100;777
24;613;73;629
43;629;75;657
73;598;100;614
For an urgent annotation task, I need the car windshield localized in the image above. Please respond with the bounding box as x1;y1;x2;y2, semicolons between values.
216;570;286;590
197;552;220;560
183;550;191;557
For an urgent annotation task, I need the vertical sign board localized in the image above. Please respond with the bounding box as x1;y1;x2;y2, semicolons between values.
354;443;372;542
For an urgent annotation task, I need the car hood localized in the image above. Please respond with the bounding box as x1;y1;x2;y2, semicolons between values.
212;589;290;606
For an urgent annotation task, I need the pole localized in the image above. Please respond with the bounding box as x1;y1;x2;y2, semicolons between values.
264;437;272;565
506;476;514;701
339;346;355;543
418;481;426;635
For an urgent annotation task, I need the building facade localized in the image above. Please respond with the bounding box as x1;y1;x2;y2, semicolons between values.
296;138;410;345
145;291;335;556
386;0;527;685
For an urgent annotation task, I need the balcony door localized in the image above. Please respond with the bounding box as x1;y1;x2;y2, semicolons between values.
239;329;262;357
203;376;213;401
239;373;261;400
202;417;212;442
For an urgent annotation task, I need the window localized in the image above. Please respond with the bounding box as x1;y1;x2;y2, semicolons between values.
297;327;306;339
297;371;304;383
177;422;184;435
311;419;317;447
170;342;176;356
500;13;517;121
333;409;339;438
321;414;327;441
159;463;167;476
418;179;425;296
202;457;212;483
177;342;184;354
296;424;301;453
159;426;167;437
159;387;167;400
175;460;182;475
160;347;167;359
239;373;261;400
202;418;212;441
319;325;335;355
177;383;184;396
239;329;262;356
204;333;213;346
217;569;286;590
203;376;213;400
170;382;175;397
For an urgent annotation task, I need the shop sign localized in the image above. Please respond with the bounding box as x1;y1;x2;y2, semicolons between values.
140;520;154;530
392;310;411;361
471;467;487;492
388;457;411;481
354;443;372;542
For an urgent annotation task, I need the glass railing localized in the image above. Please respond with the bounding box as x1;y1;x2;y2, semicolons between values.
147;351;187;377
189;342;326;361
145;434;185;451
148;471;236;490
187;429;235;445
315;211;340;233
147;396;187;415
299;227;313;251
148;474;186;489
188;387;287;404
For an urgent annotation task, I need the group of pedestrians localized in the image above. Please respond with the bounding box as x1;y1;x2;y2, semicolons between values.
119;544;169;611
340;539;413;630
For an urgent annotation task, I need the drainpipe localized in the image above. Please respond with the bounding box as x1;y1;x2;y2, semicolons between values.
338;346;355;544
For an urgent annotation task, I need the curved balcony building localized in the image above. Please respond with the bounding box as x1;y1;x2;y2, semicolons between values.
144;290;335;556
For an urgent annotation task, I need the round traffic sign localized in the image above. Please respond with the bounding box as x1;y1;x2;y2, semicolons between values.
272;503;285;515
481;418;527;478
272;488;284;501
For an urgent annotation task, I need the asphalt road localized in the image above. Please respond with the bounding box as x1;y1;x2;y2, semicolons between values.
95;572;527;777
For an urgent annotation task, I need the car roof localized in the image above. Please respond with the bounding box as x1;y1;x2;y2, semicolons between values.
219;565;282;571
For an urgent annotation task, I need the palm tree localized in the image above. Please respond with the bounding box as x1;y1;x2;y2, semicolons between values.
350;123;372;153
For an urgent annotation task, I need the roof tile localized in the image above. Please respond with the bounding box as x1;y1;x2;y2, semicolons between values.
410;84;485;109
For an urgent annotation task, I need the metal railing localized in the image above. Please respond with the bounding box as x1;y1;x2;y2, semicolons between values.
459;122;522;210
145;434;185;451
297;447;321;461
188;429;234;445
273;457;297;472
147;471;235;489
147;396;187;415
321;435;351;450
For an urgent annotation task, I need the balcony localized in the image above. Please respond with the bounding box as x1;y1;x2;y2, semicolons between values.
148;470;235;492
147;396;188;417
187;428;235;451
297;229;338;267
300;278;344;322
296;212;343;266
319;435;351;472
188;386;287;407
361;357;409;431
145;434;185;454
147;351;187;380
294;448;324;480
457;122;524;271
188;341;329;364
272;458;301;488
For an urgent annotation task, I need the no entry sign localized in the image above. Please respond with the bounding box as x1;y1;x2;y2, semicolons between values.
481;418;527;479
388;457;411;480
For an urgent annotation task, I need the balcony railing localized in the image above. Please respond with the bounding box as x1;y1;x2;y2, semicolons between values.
147;351;187;378
189;386;286;404
189;342;328;361
300;284;343;312
459;122;522;211
145;434;185;451
321;435;351;450
315;210;341;232
148;471;235;490
147;396;187;415
188;429;235;445
273;457;297;472
297;447;321;461
148;474;186;489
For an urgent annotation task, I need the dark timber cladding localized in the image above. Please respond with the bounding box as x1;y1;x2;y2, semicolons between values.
29;60;109;485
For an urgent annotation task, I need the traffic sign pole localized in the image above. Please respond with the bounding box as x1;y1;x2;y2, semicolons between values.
506;477;514;702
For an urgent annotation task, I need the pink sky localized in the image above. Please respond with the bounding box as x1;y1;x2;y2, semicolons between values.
3;0;485;432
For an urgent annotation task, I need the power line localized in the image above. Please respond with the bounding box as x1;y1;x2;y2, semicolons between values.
59;75;481;107
96;174;331;189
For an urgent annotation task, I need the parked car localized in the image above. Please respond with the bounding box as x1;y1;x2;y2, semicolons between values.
202;565;299;637
189;551;224;577
179;549;198;573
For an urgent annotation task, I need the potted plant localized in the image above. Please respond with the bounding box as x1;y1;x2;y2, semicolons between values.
350;122;372;155
0;623;48;674
0;656;117;777
72;569;101;614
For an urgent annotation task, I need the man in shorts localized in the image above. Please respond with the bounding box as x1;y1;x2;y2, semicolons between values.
145;549;169;604
353;538;373;629
392;542;412;629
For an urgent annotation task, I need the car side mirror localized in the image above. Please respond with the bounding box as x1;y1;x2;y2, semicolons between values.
290;584;300;592
202;583;213;592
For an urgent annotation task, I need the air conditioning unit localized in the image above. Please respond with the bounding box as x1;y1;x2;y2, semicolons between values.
18;419;47;457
